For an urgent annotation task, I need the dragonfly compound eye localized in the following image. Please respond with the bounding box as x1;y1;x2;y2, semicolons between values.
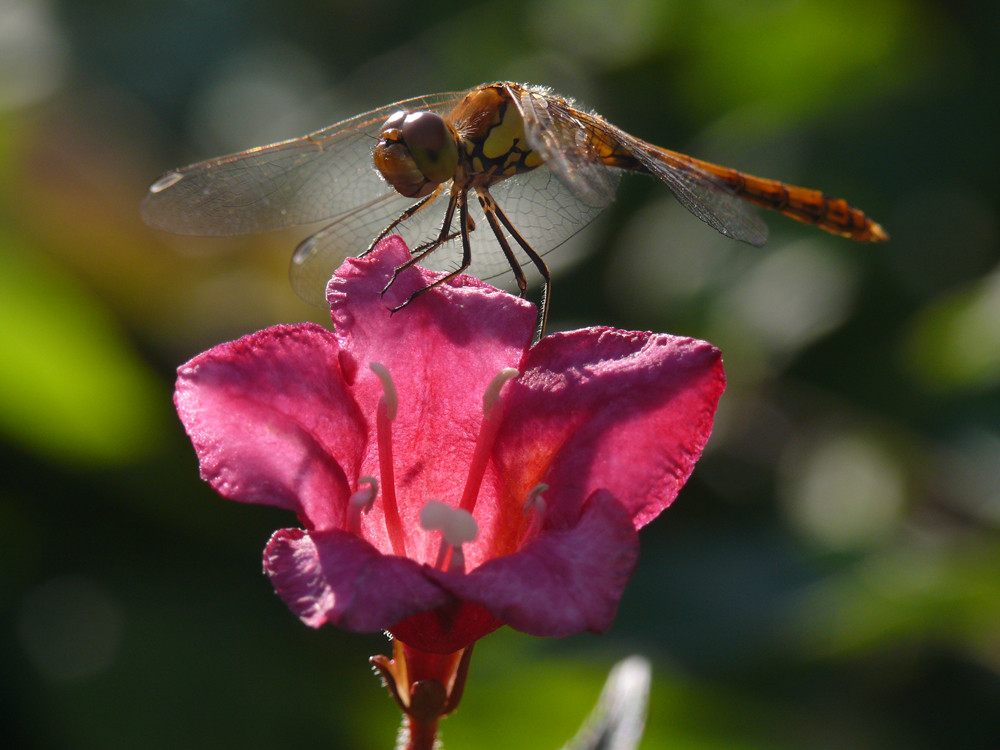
400;111;459;185
374;110;436;198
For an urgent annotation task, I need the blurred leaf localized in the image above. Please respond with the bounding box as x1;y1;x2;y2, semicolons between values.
789;539;1000;661
562;656;651;750
779;426;908;551
0;229;167;464
676;0;940;123
448;634;800;750
536;0;674;69
446;639;608;750
902;268;1000;392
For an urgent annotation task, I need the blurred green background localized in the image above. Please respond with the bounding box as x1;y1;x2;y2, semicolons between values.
2;0;999;747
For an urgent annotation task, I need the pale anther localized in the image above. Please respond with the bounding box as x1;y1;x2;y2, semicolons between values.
349;476;379;514
523;483;549;515
518;483;549;545
483;367;519;418
347;476;379;535
369;362;398;420
420;500;478;547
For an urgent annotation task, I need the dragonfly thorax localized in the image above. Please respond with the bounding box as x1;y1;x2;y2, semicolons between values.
451;85;543;186
374;110;460;198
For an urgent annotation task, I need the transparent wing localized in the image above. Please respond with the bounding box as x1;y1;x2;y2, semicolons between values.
630;145;769;247
288;189;417;305
511;83;768;247
474;164;605;277
289;165;604;305
512;84;621;209
141;91;465;236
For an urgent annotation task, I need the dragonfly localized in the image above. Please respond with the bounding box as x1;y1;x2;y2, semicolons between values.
143;81;887;339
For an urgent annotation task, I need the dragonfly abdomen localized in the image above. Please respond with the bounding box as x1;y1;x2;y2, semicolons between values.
649;147;888;242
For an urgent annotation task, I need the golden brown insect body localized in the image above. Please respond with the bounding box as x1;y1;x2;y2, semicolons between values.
143;81;887;340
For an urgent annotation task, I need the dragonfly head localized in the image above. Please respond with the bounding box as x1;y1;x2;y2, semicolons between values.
374;110;459;198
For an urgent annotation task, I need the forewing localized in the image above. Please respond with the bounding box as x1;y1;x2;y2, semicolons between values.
289;162;602;305
141;91;465;236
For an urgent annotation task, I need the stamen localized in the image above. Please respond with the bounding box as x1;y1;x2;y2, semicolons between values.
347;476;378;535
520;483;548;544
459;368;519;514
421;501;478;573
483;367;519;419
523;483;548;514
370;362;406;557
370;362;398;420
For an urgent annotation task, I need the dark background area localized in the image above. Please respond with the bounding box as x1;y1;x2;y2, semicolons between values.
2;1;999;747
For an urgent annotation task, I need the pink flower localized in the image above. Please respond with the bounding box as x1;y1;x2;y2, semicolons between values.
175;237;725;655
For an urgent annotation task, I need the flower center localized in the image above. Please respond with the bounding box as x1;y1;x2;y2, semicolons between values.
358;363;520;568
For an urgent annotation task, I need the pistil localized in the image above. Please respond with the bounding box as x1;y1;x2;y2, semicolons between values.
420;500;478;573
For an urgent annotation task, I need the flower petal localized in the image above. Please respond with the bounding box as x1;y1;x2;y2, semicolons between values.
431;490;639;636
175;324;366;530
326;236;536;369
264;528;452;631
496;328;725;530
325;237;539;563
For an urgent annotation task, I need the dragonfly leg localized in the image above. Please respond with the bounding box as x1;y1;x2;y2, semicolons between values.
476;188;528;298
388;191;473;312
381;187;461;295
487;190;550;343
402;210;474;260
364;184;446;256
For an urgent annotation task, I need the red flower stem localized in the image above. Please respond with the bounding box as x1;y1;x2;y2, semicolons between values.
376;642;471;750
401;714;439;750
377;397;407;557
